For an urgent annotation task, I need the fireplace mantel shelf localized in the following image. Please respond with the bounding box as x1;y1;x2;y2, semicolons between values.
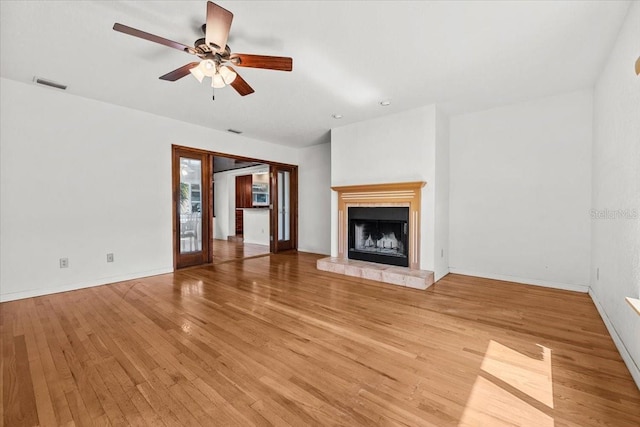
627;297;640;316
331;181;426;193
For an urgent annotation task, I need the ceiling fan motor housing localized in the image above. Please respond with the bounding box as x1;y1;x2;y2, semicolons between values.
194;38;231;59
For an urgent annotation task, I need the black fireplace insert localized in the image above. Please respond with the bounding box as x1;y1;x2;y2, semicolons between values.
348;206;409;267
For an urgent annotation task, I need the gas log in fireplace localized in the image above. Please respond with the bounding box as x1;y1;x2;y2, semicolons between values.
348;206;409;267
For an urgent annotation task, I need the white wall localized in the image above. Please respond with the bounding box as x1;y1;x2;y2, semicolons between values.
298;142;331;255
434;109;450;280
242;209;270;245
213;165;268;240
591;2;640;387
331;105;444;275
449;89;593;291
0;78;300;301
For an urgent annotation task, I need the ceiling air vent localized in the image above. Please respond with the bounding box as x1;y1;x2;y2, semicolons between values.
227;129;243;135
33;77;67;90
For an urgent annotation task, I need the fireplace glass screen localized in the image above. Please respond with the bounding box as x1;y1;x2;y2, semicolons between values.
348;207;409;267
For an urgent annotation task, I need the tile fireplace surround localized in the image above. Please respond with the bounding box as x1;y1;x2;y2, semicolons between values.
317;182;435;290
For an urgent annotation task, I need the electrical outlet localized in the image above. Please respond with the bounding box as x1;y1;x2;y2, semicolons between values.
59;258;69;268
107;253;114;263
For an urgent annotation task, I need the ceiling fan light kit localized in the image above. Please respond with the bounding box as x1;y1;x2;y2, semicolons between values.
216;66;237;86
113;1;292;98
188;60;237;88
188;60;210;83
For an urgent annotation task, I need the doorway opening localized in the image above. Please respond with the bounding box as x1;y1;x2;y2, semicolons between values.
172;145;297;269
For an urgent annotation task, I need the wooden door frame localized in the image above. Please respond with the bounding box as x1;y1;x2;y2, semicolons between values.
172;146;212;269
270;164;298;253
172;145;298;269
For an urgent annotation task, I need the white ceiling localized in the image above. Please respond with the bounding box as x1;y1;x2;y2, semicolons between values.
0;1;631;148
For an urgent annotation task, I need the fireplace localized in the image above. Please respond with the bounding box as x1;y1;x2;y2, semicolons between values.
318;182;433;289
348;207;409;267
332;181;425;270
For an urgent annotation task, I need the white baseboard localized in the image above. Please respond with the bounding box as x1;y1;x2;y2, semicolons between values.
589;289;640;390
448;268;589;293
297;248;330;256
435;268;450;282
0;267;174;302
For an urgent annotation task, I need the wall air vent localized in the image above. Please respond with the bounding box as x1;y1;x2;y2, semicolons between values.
33;76;67;90
227;129;243;135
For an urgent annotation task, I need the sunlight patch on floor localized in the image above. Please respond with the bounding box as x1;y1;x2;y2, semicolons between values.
459;340;554;427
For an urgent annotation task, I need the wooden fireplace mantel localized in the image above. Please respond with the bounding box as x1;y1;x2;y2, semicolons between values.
331;181;426;194
333;181;426;270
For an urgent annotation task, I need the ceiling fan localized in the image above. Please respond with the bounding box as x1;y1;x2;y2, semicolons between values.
113;1;293;97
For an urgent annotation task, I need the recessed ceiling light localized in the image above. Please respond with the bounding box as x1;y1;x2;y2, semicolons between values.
332;114;343;119
379;100;391;106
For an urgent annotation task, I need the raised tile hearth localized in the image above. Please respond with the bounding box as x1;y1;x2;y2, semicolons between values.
323;181;433;289
317;257;434;290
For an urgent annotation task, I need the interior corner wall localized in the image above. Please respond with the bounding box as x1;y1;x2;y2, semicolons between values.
330;105;438;273
449;89;593;292
298;142;331;255
0;77;299;302
591;1;640;387
434;108;450;281
213;164;268;241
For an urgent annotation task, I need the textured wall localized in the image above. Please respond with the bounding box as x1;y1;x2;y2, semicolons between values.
591;2;640;386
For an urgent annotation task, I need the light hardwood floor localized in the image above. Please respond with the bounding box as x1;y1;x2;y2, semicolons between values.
210;239;270;264
2;252;639;426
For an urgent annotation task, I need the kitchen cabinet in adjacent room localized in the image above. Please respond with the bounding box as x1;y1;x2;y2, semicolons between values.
235;174;253;235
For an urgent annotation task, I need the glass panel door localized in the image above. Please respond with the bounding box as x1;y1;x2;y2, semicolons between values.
277;170;290;241
271;165;297;252
179;158;202;253
173;147;211;268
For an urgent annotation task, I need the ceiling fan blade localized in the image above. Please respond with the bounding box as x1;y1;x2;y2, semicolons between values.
227;67;255;96
205;2;233;53
113;23;194;54
636;57;640;75
230;54;293;71
159;62;200;81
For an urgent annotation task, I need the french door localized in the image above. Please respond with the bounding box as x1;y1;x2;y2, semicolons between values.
172;147;211;268
172;145;298;267
270;165;297;252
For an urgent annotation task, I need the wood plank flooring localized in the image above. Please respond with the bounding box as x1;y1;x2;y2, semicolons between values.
2;252;639;426
210;239;270;264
